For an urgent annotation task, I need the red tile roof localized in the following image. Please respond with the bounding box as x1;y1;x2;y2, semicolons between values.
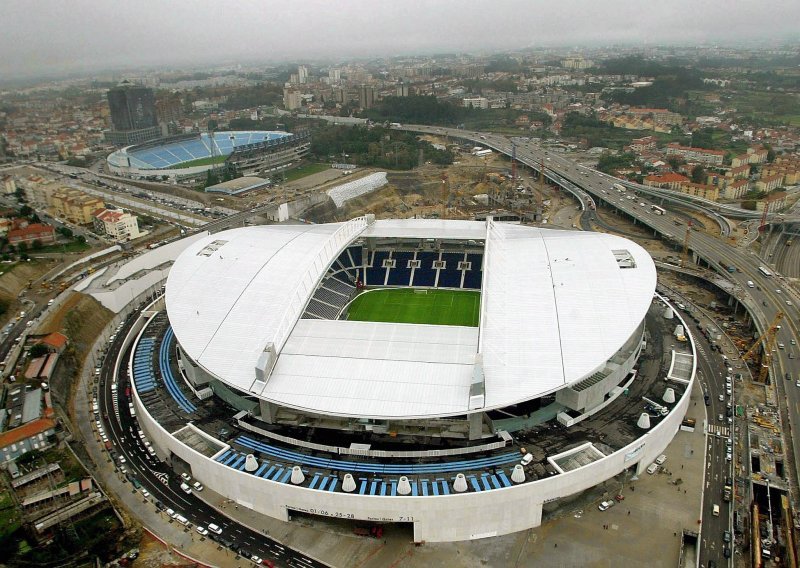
41;332;68;350
645;173;689;183
0;418;56;449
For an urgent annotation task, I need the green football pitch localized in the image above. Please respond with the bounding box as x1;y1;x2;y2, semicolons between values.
346;288;480;327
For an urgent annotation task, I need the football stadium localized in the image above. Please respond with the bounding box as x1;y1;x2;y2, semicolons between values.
106;130;310;182
106;217;696;542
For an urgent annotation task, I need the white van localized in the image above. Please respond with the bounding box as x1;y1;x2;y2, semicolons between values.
747;281;755;288
175;514;189;525
180;482;192;494
655;454;667;465
207;523;223;535
713;504;720;516
646;463;659;474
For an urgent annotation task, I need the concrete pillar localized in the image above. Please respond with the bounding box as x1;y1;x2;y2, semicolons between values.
259;399;278;423
342;474;356;493
663;388;676;404
637;413;651;429
468;412;483;440
511;464;526;483
397;476;411;495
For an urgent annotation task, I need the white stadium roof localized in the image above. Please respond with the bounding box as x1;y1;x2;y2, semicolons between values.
166;219;656;419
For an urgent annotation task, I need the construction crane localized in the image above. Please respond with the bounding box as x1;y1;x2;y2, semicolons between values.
741;312;785;383
682;220;693;266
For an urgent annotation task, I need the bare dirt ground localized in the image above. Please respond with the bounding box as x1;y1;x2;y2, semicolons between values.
0;261;52;305
133;532;196;568
41;293;114;417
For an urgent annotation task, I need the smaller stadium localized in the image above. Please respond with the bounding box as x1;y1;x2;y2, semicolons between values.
107;130;311;183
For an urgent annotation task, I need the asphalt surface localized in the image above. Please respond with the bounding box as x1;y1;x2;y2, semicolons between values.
401;125;800;565
97;306;326;568
30;125;796;565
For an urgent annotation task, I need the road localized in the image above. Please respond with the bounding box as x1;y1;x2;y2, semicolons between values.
401;125;800;564
660;283;737;566
96;306;327;568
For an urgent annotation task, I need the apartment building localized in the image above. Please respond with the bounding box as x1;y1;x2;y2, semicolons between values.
755;173;783;193
7;221;56;246
643;172;689;190
719;179;749;200
629;136;657;154
48;188;105;225
680;182;719;201
463;97;489;109
92;208;140;242
666;143;725;166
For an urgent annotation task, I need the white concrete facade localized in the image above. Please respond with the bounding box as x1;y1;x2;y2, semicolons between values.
130;293;694;543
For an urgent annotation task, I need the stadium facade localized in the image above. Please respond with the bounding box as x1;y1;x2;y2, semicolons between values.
119;217;695;542
106;130;310;184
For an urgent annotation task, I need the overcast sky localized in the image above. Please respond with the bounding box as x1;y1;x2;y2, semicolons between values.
2;0;798;79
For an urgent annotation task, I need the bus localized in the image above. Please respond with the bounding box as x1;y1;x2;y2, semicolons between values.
651;205;666;216
758;266;772;277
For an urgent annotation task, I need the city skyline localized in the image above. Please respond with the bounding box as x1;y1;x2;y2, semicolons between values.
1;0;798;80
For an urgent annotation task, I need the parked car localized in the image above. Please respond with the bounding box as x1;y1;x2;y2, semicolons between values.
598;500;614;511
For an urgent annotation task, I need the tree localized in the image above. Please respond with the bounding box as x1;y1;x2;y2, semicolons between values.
666;156;683;170
57;226;73;239
29;343;49;358
691;165;706;184
20;205;33;217
76;235;87;245
691;128;715;149
31;239;42;251
765;144;776;163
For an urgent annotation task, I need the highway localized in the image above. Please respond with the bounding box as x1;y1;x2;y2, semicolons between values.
401;124;800;563
660;282;738;565
96;306;326;568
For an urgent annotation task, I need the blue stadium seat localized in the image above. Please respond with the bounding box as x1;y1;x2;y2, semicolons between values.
463;253;483;290
366;251;388;286
386;251;413;286
413;252;437;287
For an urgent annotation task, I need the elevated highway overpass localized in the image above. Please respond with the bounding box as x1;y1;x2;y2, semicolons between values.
402;123;800;517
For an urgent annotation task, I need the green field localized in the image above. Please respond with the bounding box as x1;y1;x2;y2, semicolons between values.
281;162;330;182
346;288;480;327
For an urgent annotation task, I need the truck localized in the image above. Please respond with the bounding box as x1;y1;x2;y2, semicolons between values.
674;325;686;342
718;260;736;273
613;183;625;192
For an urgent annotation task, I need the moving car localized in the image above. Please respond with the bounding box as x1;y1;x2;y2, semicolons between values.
207;523;223;535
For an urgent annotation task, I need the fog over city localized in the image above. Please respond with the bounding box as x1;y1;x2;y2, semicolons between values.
2;0;798;79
